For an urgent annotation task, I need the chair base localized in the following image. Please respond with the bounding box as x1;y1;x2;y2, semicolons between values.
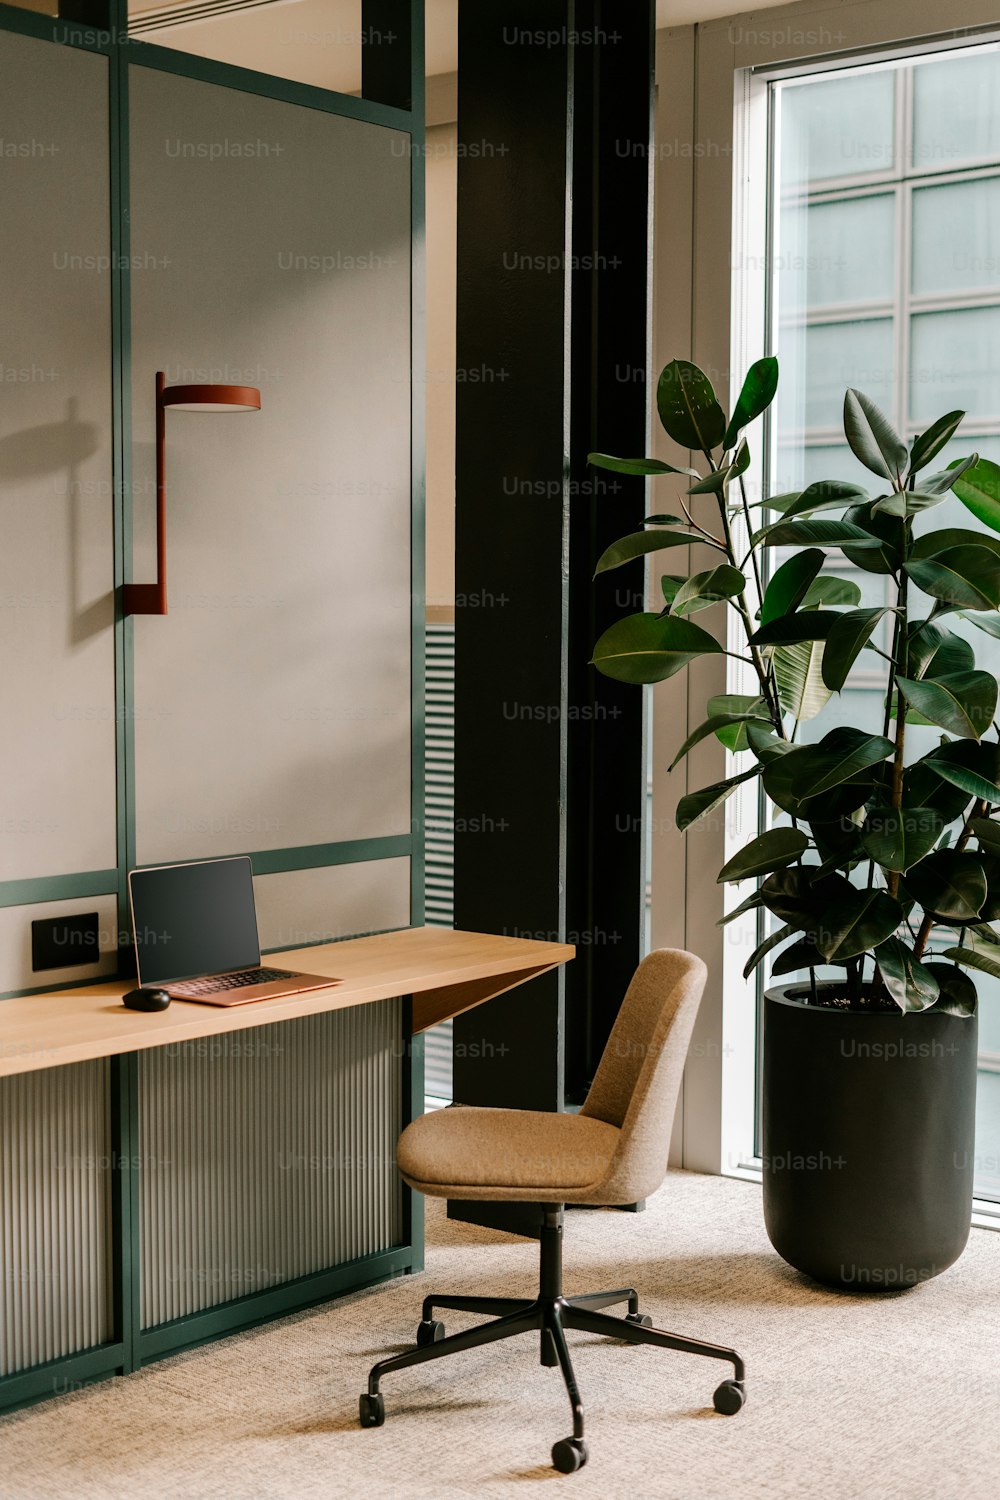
359;1206;746;1473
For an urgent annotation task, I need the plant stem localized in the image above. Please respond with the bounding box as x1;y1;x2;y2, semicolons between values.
886;567;908;900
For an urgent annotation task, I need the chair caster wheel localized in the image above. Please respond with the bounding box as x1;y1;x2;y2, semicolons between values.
416;1318;445;1347
551;1437;588;1473
713;1378;745;1415
625;1311;653;1328
359;1392;385;1428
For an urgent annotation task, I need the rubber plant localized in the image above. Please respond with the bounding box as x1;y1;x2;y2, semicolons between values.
589;357;1000;1015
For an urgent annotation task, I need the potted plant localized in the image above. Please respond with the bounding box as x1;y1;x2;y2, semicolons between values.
589;357;1000;1289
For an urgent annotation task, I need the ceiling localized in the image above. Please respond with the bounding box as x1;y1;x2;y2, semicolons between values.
126;0;797;84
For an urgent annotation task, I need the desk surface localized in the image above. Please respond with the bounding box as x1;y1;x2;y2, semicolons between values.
0;927;574;1078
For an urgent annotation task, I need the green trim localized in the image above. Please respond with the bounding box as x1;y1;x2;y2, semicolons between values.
0;1342;126;1417
125;38;416;134
138;1244;413;1360
409;0;426;930
0;4;113;52
0;871;118;910
249;836;411;876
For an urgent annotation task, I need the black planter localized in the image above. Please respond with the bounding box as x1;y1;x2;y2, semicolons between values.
762;984;978;1290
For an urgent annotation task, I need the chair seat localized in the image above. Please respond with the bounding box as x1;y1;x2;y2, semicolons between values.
397;1106;621;1202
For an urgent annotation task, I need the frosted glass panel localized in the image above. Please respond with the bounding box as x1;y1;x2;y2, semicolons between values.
909;307;1000;423
912;50;1000;167
780;71;894;184
129;69;412;864
779;195;894;309
775;319;894;434
912;177;1000;295
0;31;117;881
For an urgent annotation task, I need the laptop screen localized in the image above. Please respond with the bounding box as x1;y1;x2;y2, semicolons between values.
129;857;261;985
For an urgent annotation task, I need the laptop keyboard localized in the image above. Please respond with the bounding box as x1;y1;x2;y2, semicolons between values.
171;967;297;997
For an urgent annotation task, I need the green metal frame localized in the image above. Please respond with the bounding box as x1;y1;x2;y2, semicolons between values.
0;0;427;1415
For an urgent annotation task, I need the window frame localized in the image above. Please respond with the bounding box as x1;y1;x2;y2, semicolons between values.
652;0;1000;1227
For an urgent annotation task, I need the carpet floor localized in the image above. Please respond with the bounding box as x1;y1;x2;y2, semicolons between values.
1;1171;997;1500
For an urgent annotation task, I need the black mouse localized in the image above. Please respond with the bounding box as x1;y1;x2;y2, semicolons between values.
122;987;171;1012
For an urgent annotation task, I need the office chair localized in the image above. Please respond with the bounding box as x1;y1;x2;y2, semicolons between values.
358;949;746;1474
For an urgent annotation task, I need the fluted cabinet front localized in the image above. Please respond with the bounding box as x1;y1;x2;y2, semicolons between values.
137;1002;403;1328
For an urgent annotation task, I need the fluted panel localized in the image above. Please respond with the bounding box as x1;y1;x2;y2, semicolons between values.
0;1062;112;1376
138;1000;404;1328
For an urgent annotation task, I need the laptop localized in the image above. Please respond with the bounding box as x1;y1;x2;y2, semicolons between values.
128;856;338;1006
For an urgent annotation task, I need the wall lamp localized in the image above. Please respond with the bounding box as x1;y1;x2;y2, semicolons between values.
122;370;262;616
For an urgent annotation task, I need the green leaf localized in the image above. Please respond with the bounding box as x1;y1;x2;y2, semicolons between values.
707;694;769;752
970;817;1000;855
656;359;726;454
671;564;746;617
873;488;951;518
749;610;840;647
860;807;944;873
676;766;761;832
951;456;1000;534
904;757;975;826
910;527;1000;560
905;545;1000;611
743;923;795;981
908;411;965;474
926;767;1000;807
717;888;766;928
815;888;903;962
759;868;852;927
941;940;1000;983
717;827;809;884
762;728;893;817
723;357;779;449
800;576;862;609
687;439;750;495
757;518;882;549
905;851;987;922
645;513;690;527
770;936;825;976
778;479;870;522
595;529;702;575
591;613;723;684
967;612;1000;640
843;388;909;483
841;502;903;575
908;622;975;681
874;937;940;1012
746;721;793;764
669;708;769;770
588;452;700;478
922;961;978;1016
773;638;832;722
895;672;998;741
759;549;824;626
821;607;895;692
918;452;979;495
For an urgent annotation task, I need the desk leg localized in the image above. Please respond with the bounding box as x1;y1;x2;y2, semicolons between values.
403;996;425;1274
109;1052;141;1373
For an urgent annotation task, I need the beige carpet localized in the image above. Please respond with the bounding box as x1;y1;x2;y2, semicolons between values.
1;1171;998;1499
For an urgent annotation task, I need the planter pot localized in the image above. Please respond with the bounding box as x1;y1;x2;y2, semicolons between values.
762;984;978;1290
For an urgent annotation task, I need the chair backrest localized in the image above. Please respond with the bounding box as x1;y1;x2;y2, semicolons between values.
579;948;707;1204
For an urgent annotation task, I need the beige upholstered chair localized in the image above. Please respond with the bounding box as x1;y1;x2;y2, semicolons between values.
359;949;746;1474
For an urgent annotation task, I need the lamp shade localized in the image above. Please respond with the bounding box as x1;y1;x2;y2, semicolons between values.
160;382;261;413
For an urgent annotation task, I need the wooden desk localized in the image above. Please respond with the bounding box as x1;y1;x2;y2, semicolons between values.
0;928;573;1412
0;927;574;1078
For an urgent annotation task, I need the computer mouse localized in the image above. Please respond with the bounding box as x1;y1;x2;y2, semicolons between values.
122;987;171;1013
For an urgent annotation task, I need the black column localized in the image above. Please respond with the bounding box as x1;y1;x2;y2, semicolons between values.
452;2;653;1228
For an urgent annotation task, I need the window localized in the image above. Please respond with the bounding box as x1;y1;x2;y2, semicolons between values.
762;43;1000;1203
